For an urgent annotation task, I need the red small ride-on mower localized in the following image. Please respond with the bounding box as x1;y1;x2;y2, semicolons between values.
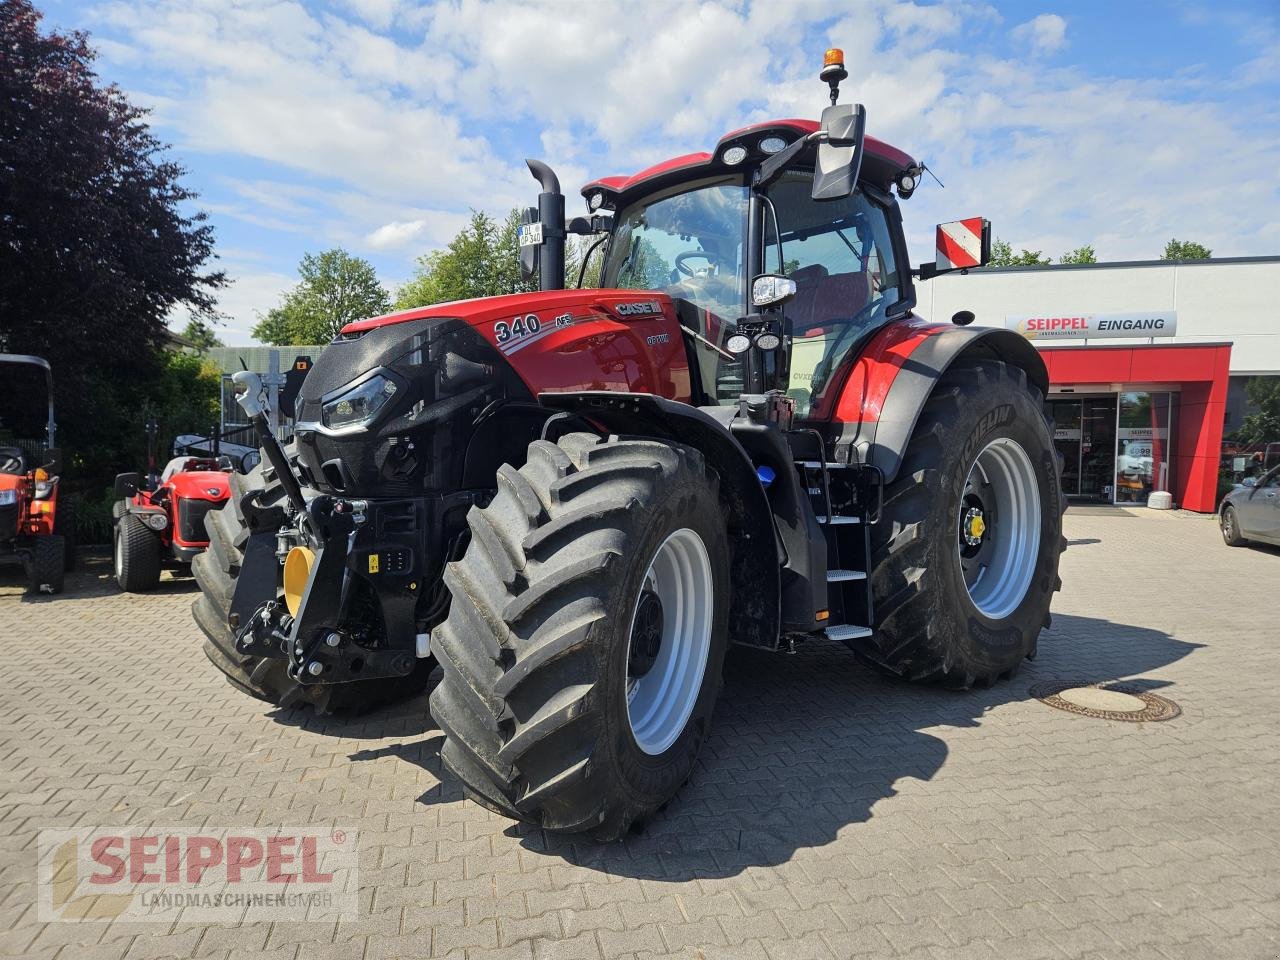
112;419;232;592
0;354;72;594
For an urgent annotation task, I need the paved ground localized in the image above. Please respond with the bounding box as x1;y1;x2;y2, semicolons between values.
2;509;1279;960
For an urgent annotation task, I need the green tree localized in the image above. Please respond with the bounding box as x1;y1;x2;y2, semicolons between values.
1161;238;1212;260
180;317;223;352
1234;377;1280;445
253;249;390;345
1059;245;1097;265
395;210;531;309
988;237;1051;267
0;0;223;491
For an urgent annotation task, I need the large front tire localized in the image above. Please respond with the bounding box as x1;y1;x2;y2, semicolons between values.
430;433;729;840
857;359;1065;687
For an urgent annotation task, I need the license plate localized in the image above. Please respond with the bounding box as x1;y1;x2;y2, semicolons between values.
519;222;543;247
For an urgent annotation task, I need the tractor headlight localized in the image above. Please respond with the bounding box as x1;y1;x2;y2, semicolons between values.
0;489;15;506
321;374;398;430
143;513;168;532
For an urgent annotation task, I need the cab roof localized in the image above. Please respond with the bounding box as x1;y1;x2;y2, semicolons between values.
581;118;916;208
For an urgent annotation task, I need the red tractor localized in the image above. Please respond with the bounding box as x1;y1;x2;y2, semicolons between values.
112;419;232;591
195;52;1064;839
0;354;72;593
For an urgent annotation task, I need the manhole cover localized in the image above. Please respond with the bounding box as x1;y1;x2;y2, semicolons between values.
1030;681;1180;722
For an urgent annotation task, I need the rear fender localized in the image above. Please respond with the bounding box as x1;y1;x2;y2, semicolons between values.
539;391;782;650
842;325;1048;484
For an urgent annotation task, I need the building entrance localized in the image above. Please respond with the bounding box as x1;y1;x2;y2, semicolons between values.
1048;396;1118;501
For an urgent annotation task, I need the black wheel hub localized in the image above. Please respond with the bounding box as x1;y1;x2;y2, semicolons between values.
628;589;664;679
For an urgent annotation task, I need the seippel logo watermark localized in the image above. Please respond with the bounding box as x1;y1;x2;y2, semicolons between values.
37;827;358;923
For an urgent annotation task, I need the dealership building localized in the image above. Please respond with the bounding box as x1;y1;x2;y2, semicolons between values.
925;256;1280;512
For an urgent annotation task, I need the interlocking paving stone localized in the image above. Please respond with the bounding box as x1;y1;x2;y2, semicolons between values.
2;510;1279;958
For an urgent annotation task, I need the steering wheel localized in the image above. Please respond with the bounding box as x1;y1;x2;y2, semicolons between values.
675;250;721;278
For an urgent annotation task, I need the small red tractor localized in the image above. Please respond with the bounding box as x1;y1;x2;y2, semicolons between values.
195;51;1065;839
0;354;72;593
113;419;231;591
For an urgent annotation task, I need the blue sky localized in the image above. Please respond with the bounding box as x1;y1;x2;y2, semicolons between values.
34;0;1280;343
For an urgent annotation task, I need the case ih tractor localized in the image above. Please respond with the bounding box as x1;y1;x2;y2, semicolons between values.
0;354;72;594
195;52;1064;839
112;420;232;592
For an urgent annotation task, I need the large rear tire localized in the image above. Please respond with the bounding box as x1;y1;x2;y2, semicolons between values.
114;515;161;592
430;433;730;840
855;359;1065;687
193;456;435;714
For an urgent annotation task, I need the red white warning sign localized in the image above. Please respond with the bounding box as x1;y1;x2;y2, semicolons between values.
935;218;987;270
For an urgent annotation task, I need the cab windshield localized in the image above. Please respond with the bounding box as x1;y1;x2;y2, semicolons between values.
601;179;747;324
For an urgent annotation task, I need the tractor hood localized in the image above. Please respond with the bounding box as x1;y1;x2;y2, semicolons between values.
167;469;230;503
292;288;696;498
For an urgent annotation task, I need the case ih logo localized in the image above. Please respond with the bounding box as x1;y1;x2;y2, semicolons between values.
37;827;357;922
615;300;662;316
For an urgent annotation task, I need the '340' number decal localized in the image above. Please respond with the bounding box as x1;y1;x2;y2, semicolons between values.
494;314;541;343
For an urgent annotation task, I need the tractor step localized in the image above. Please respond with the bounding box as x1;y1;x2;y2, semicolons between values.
816;515;860;525
825;624;873;642
797;460;854;469
826;569;866;582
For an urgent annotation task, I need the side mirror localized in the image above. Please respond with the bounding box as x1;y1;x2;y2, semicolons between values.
42;447;62;474
114;471;140;499
1242;477;1258;488
918;218;992;279
812;103;866;201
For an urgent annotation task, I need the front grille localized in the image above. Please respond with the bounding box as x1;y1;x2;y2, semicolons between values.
0;503;17;541
177;498;216;543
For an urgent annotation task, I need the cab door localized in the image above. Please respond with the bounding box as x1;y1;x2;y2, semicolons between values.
763;171;905;419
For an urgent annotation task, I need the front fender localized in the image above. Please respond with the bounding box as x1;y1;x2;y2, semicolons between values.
844;323;1048;484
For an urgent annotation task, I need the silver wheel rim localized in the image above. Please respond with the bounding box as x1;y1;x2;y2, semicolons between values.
625;528;713;756
1223;509;1234;539
114;527;123;578
957;438;1041;619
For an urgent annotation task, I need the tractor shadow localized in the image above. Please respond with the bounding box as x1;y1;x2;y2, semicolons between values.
346;611;1198;879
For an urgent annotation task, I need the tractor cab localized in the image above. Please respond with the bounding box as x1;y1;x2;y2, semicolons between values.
539;49;990;423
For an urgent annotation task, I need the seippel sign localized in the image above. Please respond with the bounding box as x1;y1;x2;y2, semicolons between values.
1006;311;1178;342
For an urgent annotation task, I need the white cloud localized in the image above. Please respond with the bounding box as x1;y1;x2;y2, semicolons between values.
86;0;1277;340
1012;13;1067;54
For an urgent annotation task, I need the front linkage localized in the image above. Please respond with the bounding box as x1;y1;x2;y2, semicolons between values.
230;372;425;687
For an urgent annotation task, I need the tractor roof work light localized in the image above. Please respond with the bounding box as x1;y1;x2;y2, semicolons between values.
722;145;748;165
725;332;752;354
821;48;848;105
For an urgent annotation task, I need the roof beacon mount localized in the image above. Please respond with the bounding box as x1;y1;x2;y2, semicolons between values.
821;48;848;106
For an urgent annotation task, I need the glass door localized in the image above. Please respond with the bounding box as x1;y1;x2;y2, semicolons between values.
1079;397;1118;501
1048;400;1082;497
